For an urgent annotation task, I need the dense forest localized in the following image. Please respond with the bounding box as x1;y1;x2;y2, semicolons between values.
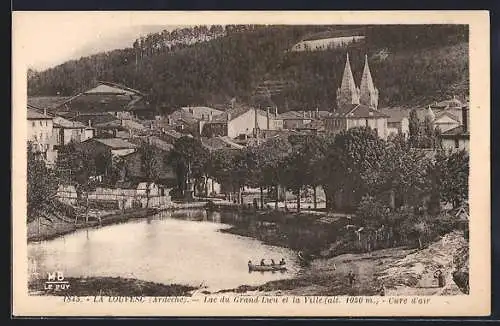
28;24;468;114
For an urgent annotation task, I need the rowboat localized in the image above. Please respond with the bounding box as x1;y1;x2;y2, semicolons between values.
248;263;287;272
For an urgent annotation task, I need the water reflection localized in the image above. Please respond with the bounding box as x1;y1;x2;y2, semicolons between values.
28;210;299;292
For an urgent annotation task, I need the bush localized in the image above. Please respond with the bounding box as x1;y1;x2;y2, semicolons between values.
356;195;390;227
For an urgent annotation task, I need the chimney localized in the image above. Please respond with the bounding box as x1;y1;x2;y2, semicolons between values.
168;117;172;125
150;122;154;130
462;105;468;133
209;111;213;122
43;108;47;116
88;120;92;127
227;112;231;121
316;107;319;118
303;111;306;119
275;106;278;117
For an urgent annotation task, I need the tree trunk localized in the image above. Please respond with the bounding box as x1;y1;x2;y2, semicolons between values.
313;186;317;210
260;186;264;209
145;183;150;209
274;185;278;209
296;188;301;213
85;192;89;224
283;185;287;211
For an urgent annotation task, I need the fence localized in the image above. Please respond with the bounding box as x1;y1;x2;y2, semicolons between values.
56;185;172;210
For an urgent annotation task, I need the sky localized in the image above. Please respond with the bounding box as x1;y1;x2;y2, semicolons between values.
14;12;181;71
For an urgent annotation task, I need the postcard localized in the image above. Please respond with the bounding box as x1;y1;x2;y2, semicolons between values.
12;10;490;317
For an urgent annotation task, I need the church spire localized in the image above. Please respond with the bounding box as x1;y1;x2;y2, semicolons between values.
359;54;379;109
336;52;360;109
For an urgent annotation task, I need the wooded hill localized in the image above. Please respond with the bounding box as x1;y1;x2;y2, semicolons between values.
28;25;468;114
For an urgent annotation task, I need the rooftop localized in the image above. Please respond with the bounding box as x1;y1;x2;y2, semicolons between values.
27;107;52;120
71;113;120;126
90;138;138;149
211;105;268;123
181;106;224;119
28;96;72;110
330;104;389;119
53;116;90;129
379;107;411;123
440;125;470;137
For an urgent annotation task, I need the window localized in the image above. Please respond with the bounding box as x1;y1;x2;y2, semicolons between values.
39;121;42;127
455;139;460;148
32;121;35;127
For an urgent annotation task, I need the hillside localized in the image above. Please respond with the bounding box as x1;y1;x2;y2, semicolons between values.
28;25;468;113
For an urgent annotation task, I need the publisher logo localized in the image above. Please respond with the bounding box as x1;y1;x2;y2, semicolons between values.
44;271;70;291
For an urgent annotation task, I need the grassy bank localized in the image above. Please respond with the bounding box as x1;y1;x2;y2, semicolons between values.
29;276;197;296
215;231;468;296
28;208;158;242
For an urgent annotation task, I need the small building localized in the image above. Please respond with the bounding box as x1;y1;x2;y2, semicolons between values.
277;110;313;130
379;107;410;137
52;116;95;147
433;110;461;133
120;147;177;187
27;105;58;164
200;105;278;139
440;106;469;152
324;104;389;140
80;138;138;157
70;113;124;138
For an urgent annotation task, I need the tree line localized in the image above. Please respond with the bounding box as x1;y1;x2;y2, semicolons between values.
28;128;468;251
28;25;468;112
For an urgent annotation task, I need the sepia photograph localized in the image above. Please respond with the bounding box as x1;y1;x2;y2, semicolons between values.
12;11;490;317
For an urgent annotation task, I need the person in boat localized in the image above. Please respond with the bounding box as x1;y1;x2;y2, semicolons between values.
271;259;276;266
260;259;265;266
279;258;286;265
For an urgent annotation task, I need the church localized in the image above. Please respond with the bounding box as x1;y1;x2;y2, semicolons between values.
325;53;389;140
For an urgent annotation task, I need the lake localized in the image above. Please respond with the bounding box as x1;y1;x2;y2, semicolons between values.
28;210;300;292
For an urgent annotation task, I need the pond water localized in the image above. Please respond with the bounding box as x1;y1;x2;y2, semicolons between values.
28;210;300;292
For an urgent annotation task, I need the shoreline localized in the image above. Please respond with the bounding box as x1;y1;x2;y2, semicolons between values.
28;207;159;243
27;203;469;296
28;276;198;297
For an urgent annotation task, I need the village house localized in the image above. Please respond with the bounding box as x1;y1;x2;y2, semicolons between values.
54;81;156;119
27;105;58;165
200;105;279;139
181;106;224;120
324;53;389;140
120;148;177;189
439;105;470;152
52;116;95;147
277;110;312;130
79;138;138;157
276;108;328;130
166;109;200;135
68;113;125;138
422;106;461;133
379;107;410;137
